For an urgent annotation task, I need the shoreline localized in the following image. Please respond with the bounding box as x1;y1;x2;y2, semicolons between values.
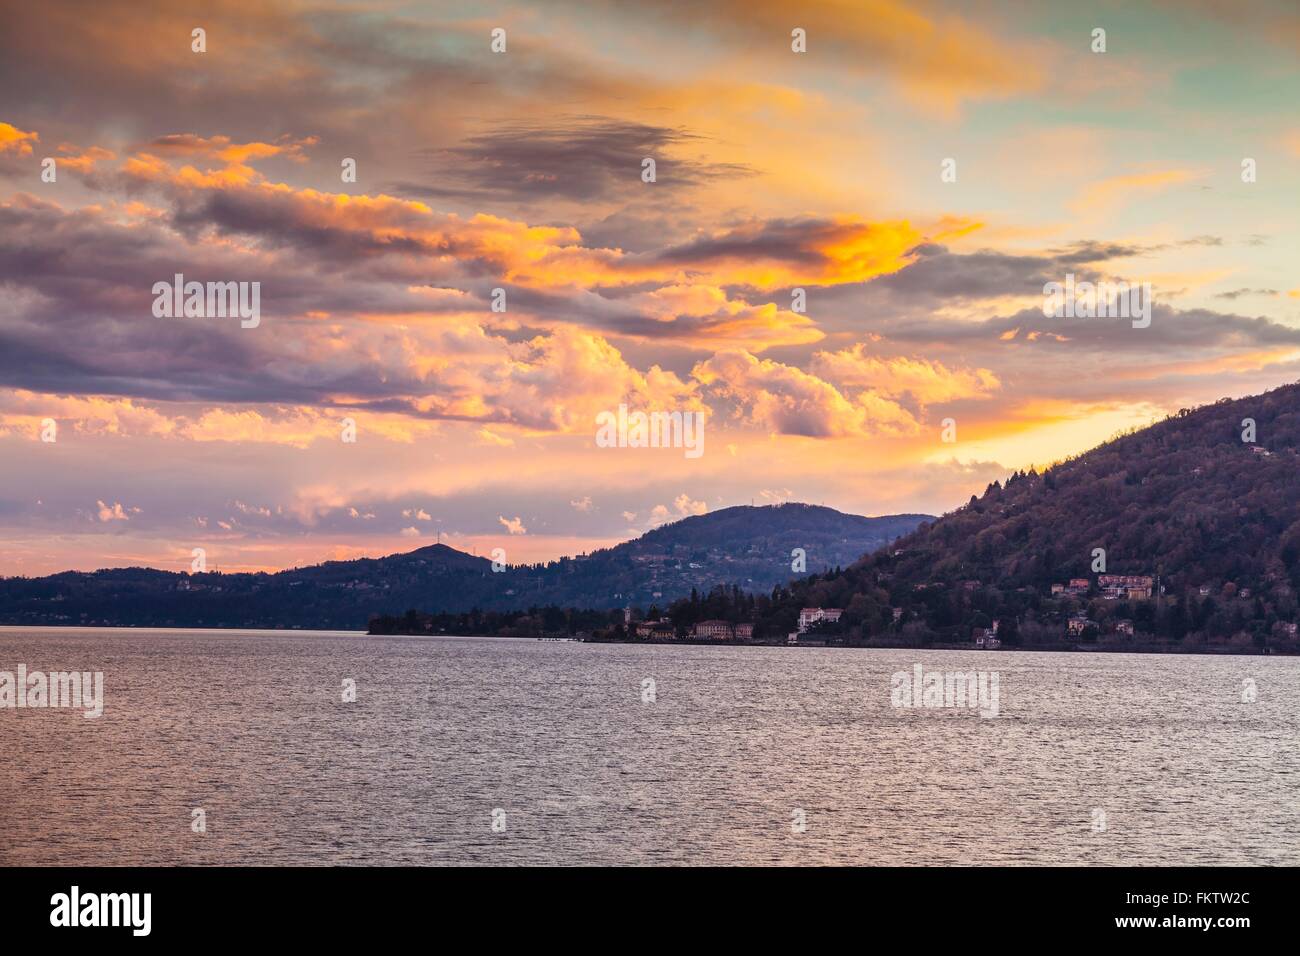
575;637;1294;656
4;623;1293;656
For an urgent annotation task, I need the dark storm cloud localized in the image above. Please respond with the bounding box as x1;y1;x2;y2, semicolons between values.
885;305;1300;355
715;239;1300;359
390;119;753;204
577;206;708;255
0;195;474;405
873;246;1070;298
1044;240;1149;265
863;239;1218;303
0;0;662;203
651;218;842;266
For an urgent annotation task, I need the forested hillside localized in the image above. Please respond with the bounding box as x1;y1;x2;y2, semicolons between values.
745;383;1300;649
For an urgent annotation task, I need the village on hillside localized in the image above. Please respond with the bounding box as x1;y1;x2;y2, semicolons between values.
605;569;1295;652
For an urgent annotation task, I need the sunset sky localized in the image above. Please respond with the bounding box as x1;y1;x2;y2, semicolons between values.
1;0;1298;575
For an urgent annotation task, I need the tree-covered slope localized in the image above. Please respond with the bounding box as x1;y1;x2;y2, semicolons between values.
749;383;1300;648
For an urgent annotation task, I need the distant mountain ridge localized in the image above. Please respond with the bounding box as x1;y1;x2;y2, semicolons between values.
0;503;930;629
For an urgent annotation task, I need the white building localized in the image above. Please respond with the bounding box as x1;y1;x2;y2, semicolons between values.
798;607;843;633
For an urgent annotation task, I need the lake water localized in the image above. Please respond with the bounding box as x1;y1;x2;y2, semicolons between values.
2;627;1296;865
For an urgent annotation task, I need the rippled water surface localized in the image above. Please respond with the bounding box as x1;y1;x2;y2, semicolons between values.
2;627;1297;865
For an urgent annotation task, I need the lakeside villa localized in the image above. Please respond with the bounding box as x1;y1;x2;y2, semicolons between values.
798;607;843;632
785;606;845;645
634;618;753;640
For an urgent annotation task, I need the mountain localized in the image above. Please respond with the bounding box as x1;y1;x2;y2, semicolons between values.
744;382;1300;650
0;503;929;629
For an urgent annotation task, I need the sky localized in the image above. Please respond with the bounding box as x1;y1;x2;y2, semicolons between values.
0;0;1297;575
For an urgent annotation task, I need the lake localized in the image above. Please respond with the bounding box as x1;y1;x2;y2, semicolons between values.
2;627;1296;865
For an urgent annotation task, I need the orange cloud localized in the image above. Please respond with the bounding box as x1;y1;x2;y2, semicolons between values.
1070;168;1201;216
640;0;1044;113
811;345;1000;405
0;390;176;439
0;121;38;155
693;350;920;438
318;322;701;434
56;144;115;173
619;284;823;351
1109;347;1300;381
145;133;317;164
114;142;946;294
659;216;940;289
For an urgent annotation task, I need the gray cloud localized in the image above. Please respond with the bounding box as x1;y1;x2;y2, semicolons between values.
392;118;753;205
1214;288;1279;300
